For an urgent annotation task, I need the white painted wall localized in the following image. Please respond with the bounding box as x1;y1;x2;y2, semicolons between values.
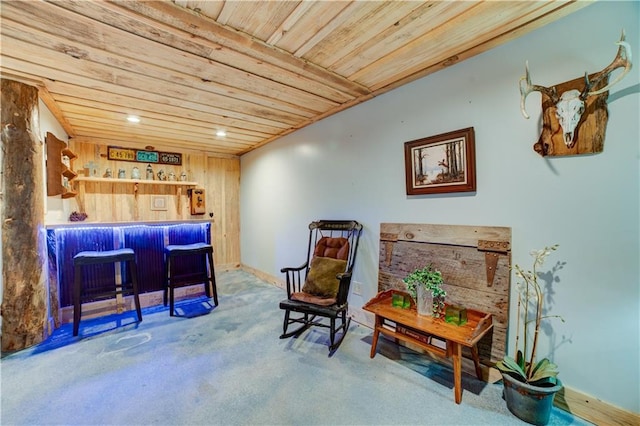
240;2;639;413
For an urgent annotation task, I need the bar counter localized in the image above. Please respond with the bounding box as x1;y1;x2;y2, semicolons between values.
46;220;212;324
45;219;212;229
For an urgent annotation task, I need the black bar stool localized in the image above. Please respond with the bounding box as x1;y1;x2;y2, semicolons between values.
164;242;218;316
73;248;143;336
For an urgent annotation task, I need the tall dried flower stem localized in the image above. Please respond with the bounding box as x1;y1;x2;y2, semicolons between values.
514;284;522;356
497;244;562;385
526;261;543;378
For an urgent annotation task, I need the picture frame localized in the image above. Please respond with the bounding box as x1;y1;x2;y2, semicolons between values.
150;195;168;211
404;127;476;195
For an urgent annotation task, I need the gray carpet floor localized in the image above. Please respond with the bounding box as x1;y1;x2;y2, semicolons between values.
1;270;590;425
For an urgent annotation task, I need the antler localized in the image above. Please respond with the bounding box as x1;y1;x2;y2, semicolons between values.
519;61;559;119
582;29;633;97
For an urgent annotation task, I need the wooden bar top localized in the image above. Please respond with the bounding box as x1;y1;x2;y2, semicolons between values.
45;219;212;229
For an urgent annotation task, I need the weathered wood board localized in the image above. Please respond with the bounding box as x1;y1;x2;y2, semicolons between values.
1;79;49;351
378;223;511;363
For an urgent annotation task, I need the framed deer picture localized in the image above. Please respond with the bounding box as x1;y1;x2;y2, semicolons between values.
404;127;476;195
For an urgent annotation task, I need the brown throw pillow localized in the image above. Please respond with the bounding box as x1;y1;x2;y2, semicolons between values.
301;256;347;298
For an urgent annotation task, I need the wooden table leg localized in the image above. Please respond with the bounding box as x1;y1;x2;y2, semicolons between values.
370;315;381;358
471;344;483;380
451;341;463;404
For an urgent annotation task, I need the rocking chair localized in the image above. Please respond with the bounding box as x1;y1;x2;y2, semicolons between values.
279;220;362;354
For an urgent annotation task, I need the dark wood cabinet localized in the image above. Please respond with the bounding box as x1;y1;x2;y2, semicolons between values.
46;132;77;198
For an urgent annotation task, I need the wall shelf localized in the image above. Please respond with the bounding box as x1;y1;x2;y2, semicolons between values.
46;133;78;198
62;167;78;180
74;176;198;186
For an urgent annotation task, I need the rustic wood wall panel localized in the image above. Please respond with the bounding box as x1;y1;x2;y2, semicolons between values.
67;141;240;269
378;223;511;363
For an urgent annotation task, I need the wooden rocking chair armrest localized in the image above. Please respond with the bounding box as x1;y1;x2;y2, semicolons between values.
281;262;308;297
280;262;308;273
335;271;353;305
336;271;352;281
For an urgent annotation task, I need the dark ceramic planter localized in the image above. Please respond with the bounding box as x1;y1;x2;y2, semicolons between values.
501;372;563;426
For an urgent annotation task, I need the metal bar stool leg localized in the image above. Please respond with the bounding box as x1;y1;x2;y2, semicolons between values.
206;249;218;306
168;255;176;317
73;265;83;336
129;259;143;322
163;251;169;308
202;252;212;299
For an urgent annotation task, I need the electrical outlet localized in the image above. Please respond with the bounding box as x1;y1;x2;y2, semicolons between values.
353;281;363;295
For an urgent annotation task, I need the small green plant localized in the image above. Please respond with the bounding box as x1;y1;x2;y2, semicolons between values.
496;244;564;386
403;264;446;317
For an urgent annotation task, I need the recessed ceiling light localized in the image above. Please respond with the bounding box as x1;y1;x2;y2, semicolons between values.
216;130;227;137
127;115;140;123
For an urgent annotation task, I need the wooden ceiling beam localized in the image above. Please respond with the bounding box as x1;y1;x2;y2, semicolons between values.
291;1;359;59
0;54;301;128
354;1;592;91
300;2;417;67
266;1;316;45
269;1;352;55
58;100;274;140
71;121;252;145
38;86;76;138
0;18;322;119
66;114;262;146
53;94;279;138
329;1;475;77
6;1;354;105
108;0;371;97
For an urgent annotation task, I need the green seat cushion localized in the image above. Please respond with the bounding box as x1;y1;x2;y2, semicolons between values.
301;256;347;298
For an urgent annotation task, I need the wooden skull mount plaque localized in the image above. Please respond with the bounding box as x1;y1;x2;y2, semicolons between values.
520;31;632;157
532;76;609;157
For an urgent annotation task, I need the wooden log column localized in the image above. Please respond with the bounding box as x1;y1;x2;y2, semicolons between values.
1;79;50;352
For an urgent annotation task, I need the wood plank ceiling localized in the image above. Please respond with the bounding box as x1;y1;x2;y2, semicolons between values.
0;0;591;157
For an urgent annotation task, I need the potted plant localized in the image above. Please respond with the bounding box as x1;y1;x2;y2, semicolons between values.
403;264;446;317
496;244;564;425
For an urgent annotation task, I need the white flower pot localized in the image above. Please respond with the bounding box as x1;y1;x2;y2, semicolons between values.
416;285;433;316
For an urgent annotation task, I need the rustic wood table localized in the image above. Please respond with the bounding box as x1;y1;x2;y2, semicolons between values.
363;290;493;404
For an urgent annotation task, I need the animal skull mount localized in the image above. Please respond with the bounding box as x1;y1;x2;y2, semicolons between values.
520;31;632;157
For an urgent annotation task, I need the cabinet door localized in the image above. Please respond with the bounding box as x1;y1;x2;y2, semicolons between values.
46;132;65;196
46;132;76;197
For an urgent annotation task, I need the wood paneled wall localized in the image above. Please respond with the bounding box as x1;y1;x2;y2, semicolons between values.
206;156;241;270
68;141;240;269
